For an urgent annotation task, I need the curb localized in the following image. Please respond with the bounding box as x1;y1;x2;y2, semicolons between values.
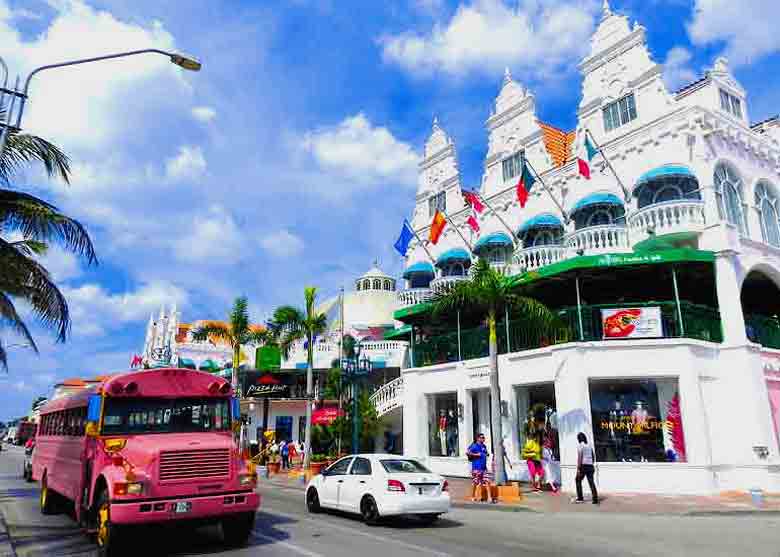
0;512;17;557
685;509;780;517
452;502;538;513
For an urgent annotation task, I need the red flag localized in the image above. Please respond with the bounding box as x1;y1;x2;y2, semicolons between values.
515;160;535;208
577;158;591;180
467;215;480;233
462;190;484;213
429;211;447;244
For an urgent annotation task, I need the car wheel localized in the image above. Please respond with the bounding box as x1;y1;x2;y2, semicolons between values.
360;496;380;526
306;488;321;513
39;474;57;515
418;513;440;525
222;511;255;547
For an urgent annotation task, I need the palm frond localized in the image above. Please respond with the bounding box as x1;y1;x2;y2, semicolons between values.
277;328;305;359
304;286;318;317
268;305;305;337
307;312;328;337
0;128;70;184
0;291;38;354
0;189;97;264
191;323;233;346
10;239;47;257
245;328;269;346
0;237;69;341
229;296;250;336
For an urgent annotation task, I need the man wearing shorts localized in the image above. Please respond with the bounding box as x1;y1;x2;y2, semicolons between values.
467;433;490;502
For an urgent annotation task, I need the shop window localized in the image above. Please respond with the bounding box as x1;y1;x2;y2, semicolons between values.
588;379;686;463
502;151;524;182
428;393;459;457
275;416;293;442
603;93;637;133
714;162;746;233
516;384;560;486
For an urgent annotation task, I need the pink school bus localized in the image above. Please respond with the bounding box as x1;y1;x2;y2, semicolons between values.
32;368;260;557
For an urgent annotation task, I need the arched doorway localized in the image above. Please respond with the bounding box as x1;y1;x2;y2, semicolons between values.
740;268;780;348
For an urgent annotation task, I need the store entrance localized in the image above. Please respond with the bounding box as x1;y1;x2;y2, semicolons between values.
471;389;493;455
516;383;560;484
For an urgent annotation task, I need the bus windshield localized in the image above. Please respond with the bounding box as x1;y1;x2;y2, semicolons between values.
102;397;231;435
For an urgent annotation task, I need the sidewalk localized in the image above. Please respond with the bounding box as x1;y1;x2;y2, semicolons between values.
257;470;780;516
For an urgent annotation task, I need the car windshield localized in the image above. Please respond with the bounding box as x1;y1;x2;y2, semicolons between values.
380;459;431;474
102;397;231;435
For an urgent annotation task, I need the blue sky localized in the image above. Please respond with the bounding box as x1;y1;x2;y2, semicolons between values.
1;0;778;420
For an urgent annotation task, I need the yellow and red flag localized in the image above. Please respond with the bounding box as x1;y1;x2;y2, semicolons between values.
429;210;446;244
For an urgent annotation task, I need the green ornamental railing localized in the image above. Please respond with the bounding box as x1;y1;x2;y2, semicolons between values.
412;301;724;368
745;313;780;349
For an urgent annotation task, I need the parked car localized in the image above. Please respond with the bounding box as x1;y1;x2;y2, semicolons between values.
304;454;450;525
4;427;18;445
22;439;34;482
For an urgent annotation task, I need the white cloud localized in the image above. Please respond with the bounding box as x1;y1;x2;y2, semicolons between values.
63;280;188;336
380;0;595;77
172;205;245;264
300;113;419;190
165;145;207;182
192;106;217;123
40;247;82;282
260;229;304;258
663;47;697;91
688;0;780;67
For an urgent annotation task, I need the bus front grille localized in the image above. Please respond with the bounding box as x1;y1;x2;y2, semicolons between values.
159;449;231;481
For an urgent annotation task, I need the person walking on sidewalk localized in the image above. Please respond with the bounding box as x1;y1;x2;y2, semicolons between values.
467;433;490;502
280;440;290;471
573;432;599;504
288;439;298;468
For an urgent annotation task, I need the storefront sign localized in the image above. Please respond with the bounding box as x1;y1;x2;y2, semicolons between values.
245;383;290;398
601;307;662;339
311;407;344;425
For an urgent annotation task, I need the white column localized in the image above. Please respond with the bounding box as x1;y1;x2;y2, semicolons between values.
554;355;593;492
714;251;747;345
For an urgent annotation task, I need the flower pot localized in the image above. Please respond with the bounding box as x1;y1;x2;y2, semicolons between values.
309;462;325;476
267;462;281;475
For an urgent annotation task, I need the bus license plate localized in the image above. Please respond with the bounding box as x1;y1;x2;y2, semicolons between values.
173;502;191;514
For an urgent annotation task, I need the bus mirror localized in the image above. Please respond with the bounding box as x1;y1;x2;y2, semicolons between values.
85;422;99;437
87;394;102;422
231;397;240;421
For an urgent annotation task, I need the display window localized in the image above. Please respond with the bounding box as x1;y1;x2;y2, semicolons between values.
516;384;560;486
588;378;686;463
428;392;459;457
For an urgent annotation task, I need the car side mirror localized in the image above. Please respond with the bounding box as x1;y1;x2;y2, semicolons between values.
321;468;330;477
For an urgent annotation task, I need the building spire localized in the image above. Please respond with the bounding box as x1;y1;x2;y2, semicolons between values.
602;0;612;19
503;66;512;84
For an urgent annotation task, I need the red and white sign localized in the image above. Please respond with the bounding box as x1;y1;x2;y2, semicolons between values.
601;307;662;339
311;407;345;425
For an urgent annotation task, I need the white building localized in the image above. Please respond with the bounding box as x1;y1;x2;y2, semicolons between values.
379;1;780;495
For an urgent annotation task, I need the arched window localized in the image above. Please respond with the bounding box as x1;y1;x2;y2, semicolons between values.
384;280;393;291
373;279;381;290
587;209;613;227
443;263;466;277
756;181;780;247
485;246;508;265
532;230;559;247
363;280;371;291
356;282;361;291
714;162;746;233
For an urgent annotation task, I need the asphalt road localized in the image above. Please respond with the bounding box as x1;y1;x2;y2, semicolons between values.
0;444;778;556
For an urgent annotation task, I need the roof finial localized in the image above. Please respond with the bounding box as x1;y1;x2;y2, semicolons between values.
373;257;379;268
432;115;439;130
602;0;612;19
503;66;512;84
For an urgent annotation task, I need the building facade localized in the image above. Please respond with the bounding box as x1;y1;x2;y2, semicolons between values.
382;2;780;494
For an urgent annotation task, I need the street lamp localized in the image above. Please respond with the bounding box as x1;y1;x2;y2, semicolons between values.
0;48;202;157
343;343;372;454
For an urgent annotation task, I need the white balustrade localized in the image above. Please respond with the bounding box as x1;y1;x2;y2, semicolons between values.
369;376;404;416
566;225;629;255
396;288;433;308
430;275;468;294
628;201;706;243
516;245;566;271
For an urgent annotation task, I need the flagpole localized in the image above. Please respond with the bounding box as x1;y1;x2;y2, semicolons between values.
407;224;437;265
473;192;519;250
585;128;631;202
441;209;473;251
524;157;569;224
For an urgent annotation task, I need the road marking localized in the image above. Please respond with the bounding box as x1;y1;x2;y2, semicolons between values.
252;530;325;557
260;507;452;557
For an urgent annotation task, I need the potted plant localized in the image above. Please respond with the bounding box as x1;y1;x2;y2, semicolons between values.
267;452;281;474
309;454;327;476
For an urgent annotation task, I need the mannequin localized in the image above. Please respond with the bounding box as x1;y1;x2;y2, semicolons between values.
438;409;447;456
631;401;650;462
446;409;458;456
609;399;628;461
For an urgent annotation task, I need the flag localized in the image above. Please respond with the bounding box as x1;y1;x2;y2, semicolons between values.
577;134;598;180
462;190;485;214
429;210;446;244
393;219;414;256
516;159;536;208
467;214;480;233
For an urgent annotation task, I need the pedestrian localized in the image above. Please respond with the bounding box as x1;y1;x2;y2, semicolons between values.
573;432;599;504
466;433;492;503
521;435;543;491
541;438;559;494
280;440;290;470
288;439;298;468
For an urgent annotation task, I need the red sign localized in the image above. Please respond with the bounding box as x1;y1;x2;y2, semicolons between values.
257;374;282;385
311;407;345;425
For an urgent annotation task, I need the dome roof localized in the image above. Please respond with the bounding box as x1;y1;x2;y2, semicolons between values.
359;265;391;280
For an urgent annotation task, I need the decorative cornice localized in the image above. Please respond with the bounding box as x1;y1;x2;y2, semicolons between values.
419;143;456;170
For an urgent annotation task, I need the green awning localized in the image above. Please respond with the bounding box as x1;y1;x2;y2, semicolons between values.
384;324;412;339
199;359;220;371
508;248;715;288
179;358;196;369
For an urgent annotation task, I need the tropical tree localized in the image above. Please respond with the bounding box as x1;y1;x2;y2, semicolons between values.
268;287;328;469
191;296;268;391
0;115;97;371
430;257;559;485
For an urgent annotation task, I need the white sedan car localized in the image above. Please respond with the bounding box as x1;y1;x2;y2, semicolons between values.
305;454;450;524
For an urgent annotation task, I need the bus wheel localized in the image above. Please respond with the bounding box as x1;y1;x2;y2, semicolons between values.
40;475;57;515
222;512;255;547
95;490;120;557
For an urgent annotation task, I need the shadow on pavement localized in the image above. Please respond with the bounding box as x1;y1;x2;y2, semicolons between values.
314;508;464;530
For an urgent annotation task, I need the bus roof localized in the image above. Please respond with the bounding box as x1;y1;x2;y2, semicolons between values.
40;368;233;414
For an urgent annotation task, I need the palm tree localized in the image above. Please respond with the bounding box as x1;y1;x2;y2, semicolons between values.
430;257;559;485
268;287;328;469
0;118;96;370
191;296;268;391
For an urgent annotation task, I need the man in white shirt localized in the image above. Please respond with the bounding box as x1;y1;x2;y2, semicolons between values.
574;432;599;504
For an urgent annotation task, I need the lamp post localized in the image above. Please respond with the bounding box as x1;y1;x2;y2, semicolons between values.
343;343;372;454
0;48;201;158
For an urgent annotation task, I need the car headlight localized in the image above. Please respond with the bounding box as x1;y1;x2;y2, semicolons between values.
238;473;257;486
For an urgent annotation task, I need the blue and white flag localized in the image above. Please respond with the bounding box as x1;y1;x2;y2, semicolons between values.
394;219;414;256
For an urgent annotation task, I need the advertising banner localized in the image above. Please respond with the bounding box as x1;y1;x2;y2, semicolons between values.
601;307;662;339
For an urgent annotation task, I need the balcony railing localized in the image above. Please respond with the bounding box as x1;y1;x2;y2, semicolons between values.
628;201;706;243
745;314;780;349
431;275;469;294
516;245;566;272
397;288;433;308
410;301;723;368
566;225;629;255
369;376;404;416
